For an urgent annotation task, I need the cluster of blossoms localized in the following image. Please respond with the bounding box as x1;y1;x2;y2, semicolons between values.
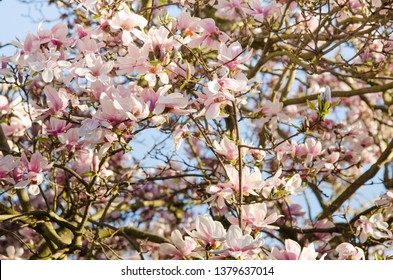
0;0;392;260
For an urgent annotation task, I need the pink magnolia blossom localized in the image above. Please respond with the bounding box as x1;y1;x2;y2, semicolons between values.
219;225;264;259
299;138;323;164
159;230;200;259
176;10;202;38
324;152;340;170
355;213;392;243
28;50;67;83
312;219;339;241
197;70;248;119
213;136;239;161
142;26;180;60
282;203;305;218
185;215;226;247
196;89;230;119
261;168;284;198
0;246;24;260
215;0;246;20
116;43;149;76
76;36;105;54
225;165;263;195
249;148;266;162
144;64;169;87
109;3;147;45
14;152;53;195
172;123;190;151
207;68;247;98
228;203;282;231
78;119;110;145
46;117;72;137
244;0;280;22
217;41;252;71
58;127;81;152
258;100;289;127
285;174;303;195
271;239;318;260
336;243;365;260
0;155;18;184
0;95;10;114
375;190;393;216
205;183;234;209
154;91;191;115
74;53;114;83
43;86;70;115
188;18;230;50
75;0;99;12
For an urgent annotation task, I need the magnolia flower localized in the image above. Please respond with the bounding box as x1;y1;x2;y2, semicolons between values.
176;10;202;37
228;203;282;231
213;136;239;161
285;174;303;195
243;0;279;22
355;213;392;243
219;225;264;259
249;148;266;162
172;123;190;151
154;91;190;115
109;3;147;44
78;118;110;145
336;243;364;260
188;18;230;50
144;26;180;60
375;190;393;216
225;165;263;195
205;183;234;209
324;152;340;170
144;64;169;87
14;152;53;195
271;239;318;260
74;53;114;83
44;86;70;115
185;215;226;247
46;117;72;137
0;154;18;184
216;0;246;20
301;138;323;164
0;246;24;260
159;230;200;259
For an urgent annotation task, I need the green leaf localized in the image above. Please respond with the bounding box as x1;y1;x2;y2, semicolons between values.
323;101;330;112
317;95;322;111
82;171;96;178
291;123;302;131
374;253;384;260
306;99;317;111
331;100;341;108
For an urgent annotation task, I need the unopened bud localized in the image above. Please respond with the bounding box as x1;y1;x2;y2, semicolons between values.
319;86;331;104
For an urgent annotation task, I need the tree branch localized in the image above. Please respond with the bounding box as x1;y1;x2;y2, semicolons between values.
320;139;393;219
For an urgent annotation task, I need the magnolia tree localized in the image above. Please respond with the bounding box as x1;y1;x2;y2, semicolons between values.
0;0;392;260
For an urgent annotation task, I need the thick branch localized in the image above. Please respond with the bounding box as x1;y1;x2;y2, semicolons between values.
283;82;393;106
99;225;171;244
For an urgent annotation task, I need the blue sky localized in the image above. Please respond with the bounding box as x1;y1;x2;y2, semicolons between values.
0;0;60;55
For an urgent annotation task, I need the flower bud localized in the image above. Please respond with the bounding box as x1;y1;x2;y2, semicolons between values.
319;86;331;104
